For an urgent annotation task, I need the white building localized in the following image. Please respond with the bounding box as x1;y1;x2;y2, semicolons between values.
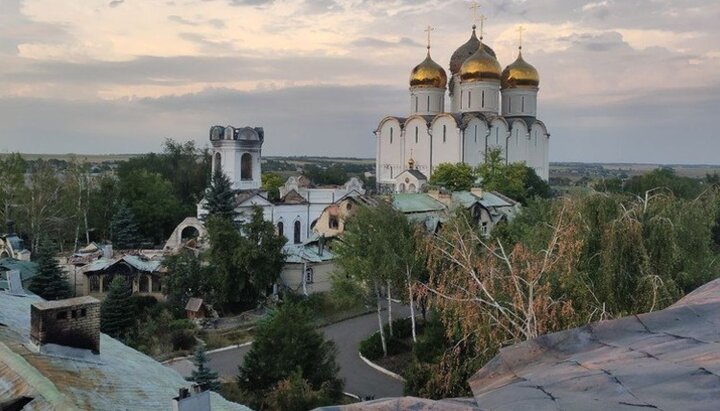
199;125;365;246
375;25;550;193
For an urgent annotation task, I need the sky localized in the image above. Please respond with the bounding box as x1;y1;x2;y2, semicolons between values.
0;0;719;163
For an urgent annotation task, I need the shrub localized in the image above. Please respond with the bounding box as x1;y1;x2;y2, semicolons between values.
358;319;414;360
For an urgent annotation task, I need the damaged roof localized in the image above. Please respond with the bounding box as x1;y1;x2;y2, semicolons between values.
0;291;249;411
81;255;163;274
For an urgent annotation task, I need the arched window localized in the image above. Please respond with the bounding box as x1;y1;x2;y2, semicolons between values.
305;267;314;284
294;220;301;244
408;183;417;193
277;221;284;237
427;95;430;111
482;90;485;107
415;127;418;143
468;91;472;107
443;125;447;143
522;96;526;112
241;153;253;180
415;96;418;112
474;125;478;143
329;216;339;229
390;128;393;144
213;153;221;174
398;183;406;193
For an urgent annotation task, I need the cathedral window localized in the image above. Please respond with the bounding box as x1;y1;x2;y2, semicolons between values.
390;128;393;143
277;222;284;237
508;96;511;111
415;127;418;143
522;96;525;112
241;153;253;180
443;125;447;143
474;125;478;143
468;91;472;107
482;90;485;108
294;220;301;244
415;96;418;112
427;95;430;112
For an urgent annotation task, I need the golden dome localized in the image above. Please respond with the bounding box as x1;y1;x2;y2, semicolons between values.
501;50;539;89
410;51;447;89
459;41;502;82
450;25;497;74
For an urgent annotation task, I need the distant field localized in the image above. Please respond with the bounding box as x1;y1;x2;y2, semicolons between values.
0;153;140;163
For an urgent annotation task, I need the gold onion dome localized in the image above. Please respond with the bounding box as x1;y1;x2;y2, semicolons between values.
410;51;447;89
450;25;497;74
501;50;539;89
459;40;502;82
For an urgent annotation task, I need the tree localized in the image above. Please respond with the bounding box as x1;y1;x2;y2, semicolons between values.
429;163;475;192
237;303;343;410
28;239;72;300
262;172;286;202
204;169;237;219
334;202;417;355
477;148;551;204
119;170;183;244
25;160;63;251
100;276;135;339
110;202;141;249
163;250;210;311
206;206;286;307
188;345;221;392
0;153;27;227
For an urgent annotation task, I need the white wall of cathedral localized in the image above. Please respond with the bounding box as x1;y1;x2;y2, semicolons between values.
530;123;550;180
501;88;538;117
506;121;529;165
459;81;500;114
431;116;461;167
488;118;509;160
377;119;404;183
449;75;462;113
404;118;432;176
463;118;489;167
410;88;445;115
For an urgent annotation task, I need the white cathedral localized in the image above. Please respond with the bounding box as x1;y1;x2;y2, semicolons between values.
375;24;550;193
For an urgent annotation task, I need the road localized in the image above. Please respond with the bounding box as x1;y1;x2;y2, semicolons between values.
166;302;410;399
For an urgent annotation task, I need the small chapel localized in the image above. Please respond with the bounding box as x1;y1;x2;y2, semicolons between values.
375;17;550;193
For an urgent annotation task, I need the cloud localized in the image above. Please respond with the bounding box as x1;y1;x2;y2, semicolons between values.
351;36;423;49
109;0;124;8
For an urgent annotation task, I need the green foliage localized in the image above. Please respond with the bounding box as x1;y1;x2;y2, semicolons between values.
477;148;551;203
162;250;210;312
302;164;348;186
0;153;28;224
358;318;413;360
266;369;340;411
429;163;475;191
100;276;135;339
623;168;702;199
237;303;343;409
262;172;286;202
129;308;198;357
188;345;221;392
118;169;183;244
204;169;237;219
28;239;72;300
110;202;141;249
205;207;286;307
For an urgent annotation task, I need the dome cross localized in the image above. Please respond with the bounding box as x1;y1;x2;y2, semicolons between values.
516;25;525;50
424;25;434;51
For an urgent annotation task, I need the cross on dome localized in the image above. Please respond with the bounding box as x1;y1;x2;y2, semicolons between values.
517;25;525;50
424;25;434;51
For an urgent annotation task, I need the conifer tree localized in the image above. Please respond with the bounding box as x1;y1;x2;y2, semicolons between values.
100;276;135;339
204;169;237;219
28;239;72;300
187;345;221;392
110;202;141;249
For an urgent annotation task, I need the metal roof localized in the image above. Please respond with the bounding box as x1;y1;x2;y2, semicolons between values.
392;193;446;214
81;255;163;274
0;291;249;411
283;243;335;264
0;258;38;290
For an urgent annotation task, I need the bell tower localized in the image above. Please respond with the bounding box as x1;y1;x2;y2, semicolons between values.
208;125;264;191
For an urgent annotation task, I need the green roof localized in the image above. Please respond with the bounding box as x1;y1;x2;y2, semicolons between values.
392;193;446;213
0;258;38;290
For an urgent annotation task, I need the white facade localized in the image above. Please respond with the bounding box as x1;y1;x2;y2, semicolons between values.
375;33;550;192
201;126;365;246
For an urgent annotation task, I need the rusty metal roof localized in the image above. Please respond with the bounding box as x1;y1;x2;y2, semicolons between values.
0;291;250;411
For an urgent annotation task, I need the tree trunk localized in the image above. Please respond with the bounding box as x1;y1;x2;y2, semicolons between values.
407;265;417;343
374;282;387;357
386;280;393;337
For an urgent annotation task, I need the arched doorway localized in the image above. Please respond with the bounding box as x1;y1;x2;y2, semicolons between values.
180;226;200;242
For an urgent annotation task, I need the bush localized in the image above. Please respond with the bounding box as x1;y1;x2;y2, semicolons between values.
171;329;196;351
359;318;415;360
130;295;159;316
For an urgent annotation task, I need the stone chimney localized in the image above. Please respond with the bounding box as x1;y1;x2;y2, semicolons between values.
172;387;211;411
30;296;101;354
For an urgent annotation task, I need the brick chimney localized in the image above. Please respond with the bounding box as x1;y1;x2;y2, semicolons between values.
30;296;101;354
172;387;211;411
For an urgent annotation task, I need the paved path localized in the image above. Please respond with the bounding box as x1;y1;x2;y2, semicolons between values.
165;302;410;399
